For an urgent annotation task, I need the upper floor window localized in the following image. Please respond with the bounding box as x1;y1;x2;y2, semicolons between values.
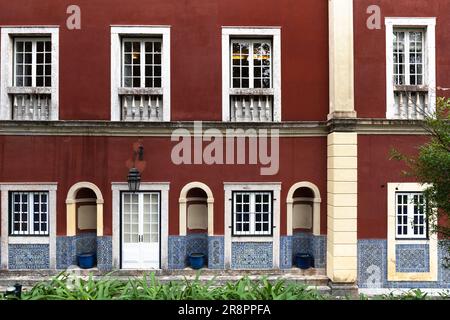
122;38;162;88
0;27;59;121
395;192;427;239
14;38;52;88
10;191;49;236
111;27;170;122
222;28;281;122
385;18;436;120
393;30;424;87
231;40;272;89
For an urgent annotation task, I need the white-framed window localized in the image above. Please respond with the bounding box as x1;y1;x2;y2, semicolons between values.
222;27;281;122
232;191;272;236
122;38;162;88
385;18;436;120
14;38;52;87
10;191;49;236
231;40;272;89
395;192;427;239
393;30;426;86
111;26;170;122
0;27;59;121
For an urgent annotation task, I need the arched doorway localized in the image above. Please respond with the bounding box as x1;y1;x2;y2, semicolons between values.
287;182;324;268
65;182;104;269
179;182;214;268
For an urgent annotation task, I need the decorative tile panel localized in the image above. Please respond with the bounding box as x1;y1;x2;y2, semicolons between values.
357;239;387;288
312;235;327;268
56;236;77;269
208;236;224;269
396;244;430;273
97;236;113;271
76;232;97;255
280;236;292;269
168;236;186;269
8;244;49;269
231;242;273;269
186;233;208;265
358;239;450;289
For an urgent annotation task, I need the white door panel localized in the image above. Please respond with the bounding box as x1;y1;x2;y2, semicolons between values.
122;192;160;269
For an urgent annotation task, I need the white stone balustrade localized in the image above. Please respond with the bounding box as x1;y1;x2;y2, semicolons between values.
230;95;273;122
11;93;51;121
393;86;430;120
119;88;163;121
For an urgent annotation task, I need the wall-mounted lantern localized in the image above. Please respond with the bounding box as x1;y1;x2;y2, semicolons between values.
127;145;144;192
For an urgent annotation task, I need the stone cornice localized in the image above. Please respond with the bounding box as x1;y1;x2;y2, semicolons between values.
0;119;430;137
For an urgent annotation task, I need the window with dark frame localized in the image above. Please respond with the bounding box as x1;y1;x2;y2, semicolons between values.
10;191;49;236
232;191;272;236
395;192;428;239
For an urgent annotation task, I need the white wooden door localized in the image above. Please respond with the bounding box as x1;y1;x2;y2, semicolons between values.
122;192;160;269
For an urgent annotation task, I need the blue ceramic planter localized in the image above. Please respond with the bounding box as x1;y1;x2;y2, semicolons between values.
189;253;206;269
77;252;96;269
295;253;313;269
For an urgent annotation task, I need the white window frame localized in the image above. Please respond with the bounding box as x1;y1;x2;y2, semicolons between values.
392;30;426;86
224;183;281;269
111;26;171;121
222;27;281;122
10;191;50;236
385;18;436;119
230;39;273;89
0;26;59;120
0;183;57;270
395;192;428;239
232;191;273;236
387;182;438;281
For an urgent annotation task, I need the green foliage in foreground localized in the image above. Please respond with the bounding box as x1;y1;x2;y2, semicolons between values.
0;272;328;300
1;272;449;300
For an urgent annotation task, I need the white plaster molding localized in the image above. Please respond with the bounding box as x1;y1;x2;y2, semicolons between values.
179;181;214;236
0;183;57;269
0;26;59;120
385;17;436;119
111;182;170;269
221;27;281;122
387;182;438;282
66;181;104;237
286;181;322;236
223;183;281;269
111;26;171;121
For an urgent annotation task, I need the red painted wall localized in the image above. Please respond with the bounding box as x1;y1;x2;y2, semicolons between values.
358;134;428;239
354;0;450;118
0;135;328;236
0;0;329;121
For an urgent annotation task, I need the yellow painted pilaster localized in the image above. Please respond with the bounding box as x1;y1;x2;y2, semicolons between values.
327;132;358;283
66;202;76;236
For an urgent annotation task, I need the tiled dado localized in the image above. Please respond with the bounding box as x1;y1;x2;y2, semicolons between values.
8;244;50;269
56;236;112;271
208;236;224;269
396;244;430;273
231;242;273;269
280;234;327;269
358;240;450;288
168;235;224;269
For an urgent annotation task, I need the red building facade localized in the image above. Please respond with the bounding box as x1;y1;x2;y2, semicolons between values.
0;0;448;289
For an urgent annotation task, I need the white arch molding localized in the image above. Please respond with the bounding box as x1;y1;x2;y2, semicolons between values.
286;182;321;236
179;182;214;236
66;182;104;237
